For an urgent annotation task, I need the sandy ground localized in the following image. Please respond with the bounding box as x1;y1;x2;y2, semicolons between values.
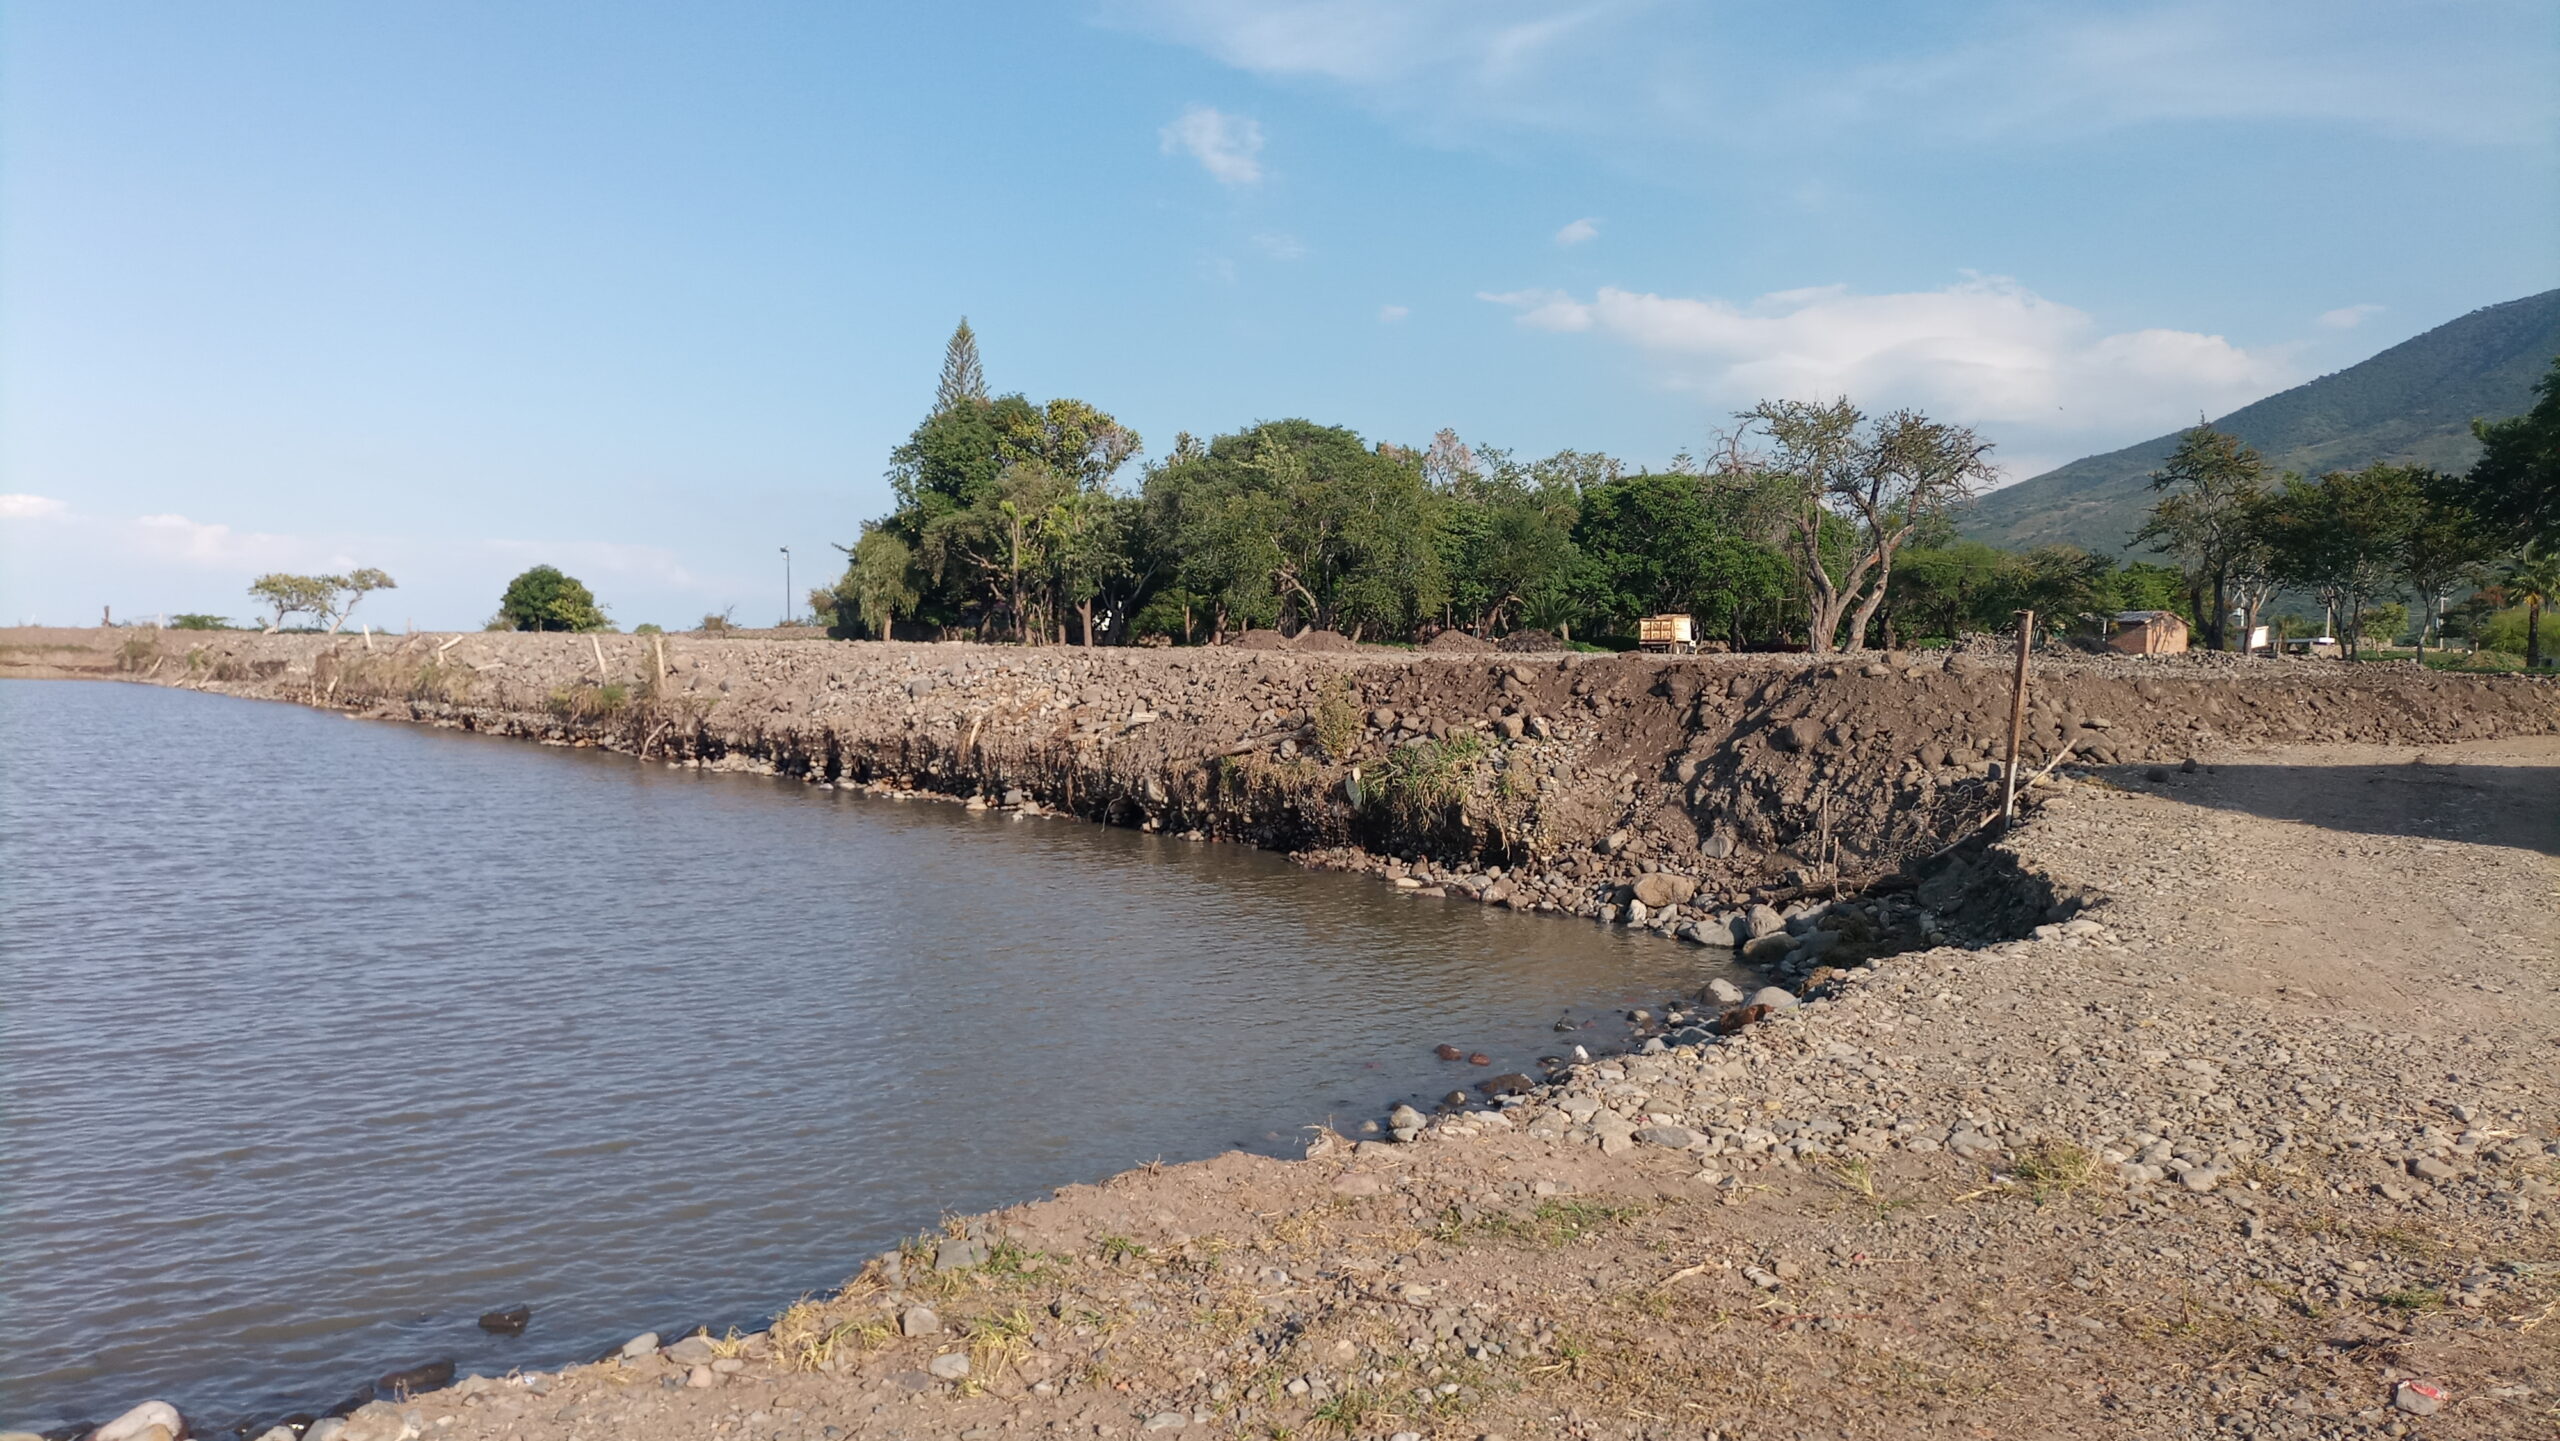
136;736;2552;1441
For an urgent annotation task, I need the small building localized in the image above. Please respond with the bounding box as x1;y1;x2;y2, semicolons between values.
2108;610;2188;656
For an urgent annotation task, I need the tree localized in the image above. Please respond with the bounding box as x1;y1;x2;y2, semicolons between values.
328;567;397;633
2134;424;2271;652
2397;474;2495;654
248;573;341;633
1739;399;1997;654
495;565;609;632
2259;465;2423;659
2505;545;2560;670
2465;354;2560;549
835;526;921;640
933;318;988;415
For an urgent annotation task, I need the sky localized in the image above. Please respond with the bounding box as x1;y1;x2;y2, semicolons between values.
3;1;2554;630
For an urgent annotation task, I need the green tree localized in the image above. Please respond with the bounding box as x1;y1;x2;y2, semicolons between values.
2259;465;2424;659
328;567;397;634
248;573;341;633
2504;545;2560;669
1570;471;1786;644
495;565;609;632
933;318;989;415
2465;354;2560;549
2398;473;2496;653
2135;424;2272;651
1740;400;1996;654
840;526;921;640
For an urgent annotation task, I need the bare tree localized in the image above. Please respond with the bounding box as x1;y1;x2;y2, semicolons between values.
1739;399;1997;654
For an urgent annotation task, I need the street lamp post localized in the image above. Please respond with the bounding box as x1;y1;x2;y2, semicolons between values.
780;547;792;628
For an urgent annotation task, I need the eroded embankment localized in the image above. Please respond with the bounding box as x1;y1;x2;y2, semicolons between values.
26;626;2557;927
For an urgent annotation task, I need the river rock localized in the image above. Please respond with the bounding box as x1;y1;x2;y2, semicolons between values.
91;1402;183;1441
378;1359;454;1397
901;1305;941;1337
686;1364;718;1389
1634;1125;1695;1149
1705;977;1745;1005
1748;986;1799;1011
928;1352;971;1380
1631;872;1697;908
618;1332;660;1358
1741;933;1794;964
664;1335;718;1366
1389;1103;1427;1141
935;1235;989;1272
1743;904;1785;941
1774;718;1826;753
1700;832;1735;859
304;1420;347;1441
477;1305;531;1335
338;1403;418;1441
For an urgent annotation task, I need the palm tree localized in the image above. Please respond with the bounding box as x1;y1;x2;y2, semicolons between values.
2507;546;2560;670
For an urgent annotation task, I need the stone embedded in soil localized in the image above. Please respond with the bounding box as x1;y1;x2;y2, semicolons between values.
616;1332;658;1359
927;1352;971;1380
663;1335;717;1366
899;1305;940;1337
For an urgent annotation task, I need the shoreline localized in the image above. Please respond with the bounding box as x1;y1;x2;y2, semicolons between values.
6;631;2558;1438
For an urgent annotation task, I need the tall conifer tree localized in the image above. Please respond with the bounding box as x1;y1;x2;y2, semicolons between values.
933;318;988;414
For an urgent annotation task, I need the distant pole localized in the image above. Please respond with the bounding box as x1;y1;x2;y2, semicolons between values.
779;547;792;627
2001;610;2034;827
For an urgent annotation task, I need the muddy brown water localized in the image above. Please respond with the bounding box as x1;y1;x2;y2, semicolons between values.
0;681;1740;1432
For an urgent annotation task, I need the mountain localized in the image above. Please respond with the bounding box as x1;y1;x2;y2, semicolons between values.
1960;288;2560;554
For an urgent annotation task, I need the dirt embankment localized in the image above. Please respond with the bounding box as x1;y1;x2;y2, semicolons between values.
14;626;2554;927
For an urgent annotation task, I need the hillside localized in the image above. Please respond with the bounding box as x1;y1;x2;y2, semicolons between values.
1961;288;2560;554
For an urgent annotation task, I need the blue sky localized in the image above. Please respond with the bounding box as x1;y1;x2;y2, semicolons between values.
4;0;2554;629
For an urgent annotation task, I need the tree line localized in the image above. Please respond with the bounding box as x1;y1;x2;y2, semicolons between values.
2134;354;2560;666
819;322;2558;662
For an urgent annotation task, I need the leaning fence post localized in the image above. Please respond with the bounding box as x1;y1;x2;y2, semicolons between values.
2001;610;2034;827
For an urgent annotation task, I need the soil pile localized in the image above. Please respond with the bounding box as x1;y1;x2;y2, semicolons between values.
1421;629;1494;653
1221;629;1291;650
1287;629;1358;653
1495;627;1566;652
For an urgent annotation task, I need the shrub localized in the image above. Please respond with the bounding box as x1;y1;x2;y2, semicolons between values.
496;565;609;632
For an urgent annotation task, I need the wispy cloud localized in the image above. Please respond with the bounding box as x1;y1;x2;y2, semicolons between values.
1107;2;2554;153
1480;273;2296;450
1553;216;1600;246
2318;303;2386;329
1251;232;1308;260
0;494;68;520
1159;105;1266;185
1378;303;1411;323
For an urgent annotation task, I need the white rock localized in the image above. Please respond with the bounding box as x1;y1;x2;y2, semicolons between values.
92;1402;182;1441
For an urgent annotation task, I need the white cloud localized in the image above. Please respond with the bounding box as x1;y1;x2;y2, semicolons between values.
1106;1;2554;152
1378;303;1411;323
1251;232;1308;260
130;512;352;571
1554;217;1600;246
0;494;68;520
2318;303;2386;329
1479;273;2296;448
1159;105;1266;185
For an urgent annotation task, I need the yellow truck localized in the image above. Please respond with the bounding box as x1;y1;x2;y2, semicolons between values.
1638;614;1696;654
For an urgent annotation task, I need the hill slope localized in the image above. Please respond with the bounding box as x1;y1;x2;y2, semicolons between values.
1962;288;2560;553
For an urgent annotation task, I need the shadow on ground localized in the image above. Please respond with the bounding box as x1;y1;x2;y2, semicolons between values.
2095;759;2560;857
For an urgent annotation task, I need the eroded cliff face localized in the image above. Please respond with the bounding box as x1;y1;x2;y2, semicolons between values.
30;625;2559;917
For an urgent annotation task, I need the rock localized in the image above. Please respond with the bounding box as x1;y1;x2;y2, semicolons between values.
1745;985;1799;1011
91;1402;183;1441
377;1359;455;1396
900;1305;941;1337
338;1403;418;1441
935;1235;989;1272
2178;1166;2223;1194
1434;1043;1463;1060
928;1352;972;1381
1597;829;1631;855
664;1335;718;1367
1632;872;1698;908
1773;717;1826;753
1741;934;1795;964
1634;1125;1695;1149
253;1429;297;1441
1479;1072;1535;1096
686;1364;718;1389
1495;714;1527;740
304;1420;347;1441
2410;1156;2457;1182
1625;900;1649;925
1700;832;1735;859
1705;977;1746;1005
1143;1413;1188;1431
477;1305;531;1335
618;1332;660;1358
1332;1173;1386;1196
2393;1380;2445;1416
1744;903;1786;940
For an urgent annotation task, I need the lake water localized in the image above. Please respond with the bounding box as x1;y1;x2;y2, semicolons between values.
0;680;1731;1432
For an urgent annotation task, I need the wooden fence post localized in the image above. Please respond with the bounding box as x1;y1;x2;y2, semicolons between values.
2001;610;2034;827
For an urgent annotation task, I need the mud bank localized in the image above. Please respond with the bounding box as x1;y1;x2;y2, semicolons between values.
16;626;2556;928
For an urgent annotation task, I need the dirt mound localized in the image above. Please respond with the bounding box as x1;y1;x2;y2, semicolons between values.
1496;628;1566;652
1421;629;1494;653
1289;629;1358;653
1223;629;1292;650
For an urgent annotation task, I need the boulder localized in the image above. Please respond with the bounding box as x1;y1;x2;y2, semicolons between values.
1631;873;1698;908
664;1336;718;1367
1743;903;1786;940
900;1305;941;1337
476;1305;531;1336
1747;986;1800;1011
91;1402;183;1441
1699;832;1735;860
1772;718;1826;753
